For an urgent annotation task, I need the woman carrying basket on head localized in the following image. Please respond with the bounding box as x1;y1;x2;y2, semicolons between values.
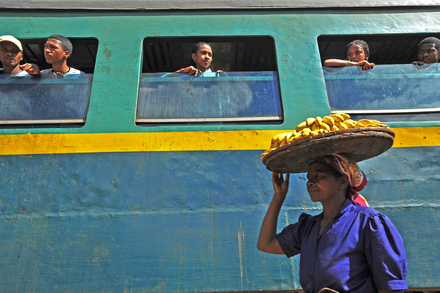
257;154;408;293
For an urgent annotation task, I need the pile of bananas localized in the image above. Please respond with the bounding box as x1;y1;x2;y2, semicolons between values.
261;113;388;159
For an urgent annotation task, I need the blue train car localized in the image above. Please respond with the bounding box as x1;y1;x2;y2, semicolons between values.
0;1;439;292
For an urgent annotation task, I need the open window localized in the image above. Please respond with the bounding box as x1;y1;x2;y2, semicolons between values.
0;38;97;128
137;36;283;125
319;34;440;122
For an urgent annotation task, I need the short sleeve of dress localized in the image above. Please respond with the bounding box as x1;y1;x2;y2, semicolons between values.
275;213;312;258
364;213;408;290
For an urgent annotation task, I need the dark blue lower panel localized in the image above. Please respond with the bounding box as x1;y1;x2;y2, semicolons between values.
1;212;295;292
0;148;439;291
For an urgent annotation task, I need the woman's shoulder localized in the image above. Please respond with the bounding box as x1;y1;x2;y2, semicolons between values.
297;212;321;224
280;212;320;235
344;201;386;219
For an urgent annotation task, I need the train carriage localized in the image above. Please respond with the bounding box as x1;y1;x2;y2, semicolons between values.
0;1;440;292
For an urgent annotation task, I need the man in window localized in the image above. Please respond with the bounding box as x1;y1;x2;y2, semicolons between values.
41;35;85;75
0;35;40;75
412;37;440;66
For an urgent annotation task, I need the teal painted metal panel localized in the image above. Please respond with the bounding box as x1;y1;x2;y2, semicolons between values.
1;148;439;291
0;7;439;292
1;8;440;134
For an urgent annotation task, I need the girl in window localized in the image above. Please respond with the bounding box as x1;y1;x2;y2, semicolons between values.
324;40;375;70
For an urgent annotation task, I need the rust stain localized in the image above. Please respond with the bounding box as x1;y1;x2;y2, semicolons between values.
103;47;113;59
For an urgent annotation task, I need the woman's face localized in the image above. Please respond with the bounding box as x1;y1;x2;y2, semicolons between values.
346;44;367;62
306;162;345;203
192;44;213;71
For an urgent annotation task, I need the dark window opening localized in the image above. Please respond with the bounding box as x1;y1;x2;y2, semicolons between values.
142;36;277;73
319;34;440;123
20;38;98;74
318;34;440;65
138;36;282;125
0;38;97;129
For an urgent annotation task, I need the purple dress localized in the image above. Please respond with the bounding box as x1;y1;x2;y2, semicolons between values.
276;199;408;293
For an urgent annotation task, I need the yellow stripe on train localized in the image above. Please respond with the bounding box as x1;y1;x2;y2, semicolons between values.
0;127;438;155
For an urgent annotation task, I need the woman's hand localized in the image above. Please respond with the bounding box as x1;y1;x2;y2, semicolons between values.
257;172;290;255
358;60;375;70
175;66;202;76
272;172;290;200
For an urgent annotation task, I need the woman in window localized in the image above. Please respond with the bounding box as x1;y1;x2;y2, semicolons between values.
324;40;375;70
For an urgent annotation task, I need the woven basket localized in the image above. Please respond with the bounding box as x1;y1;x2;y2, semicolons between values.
262;127;395;173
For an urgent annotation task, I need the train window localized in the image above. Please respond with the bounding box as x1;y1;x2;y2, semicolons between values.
136;36;282;125
318;34;440;122
0;38;97;128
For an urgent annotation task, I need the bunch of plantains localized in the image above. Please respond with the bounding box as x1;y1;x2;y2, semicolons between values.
261;113;389;159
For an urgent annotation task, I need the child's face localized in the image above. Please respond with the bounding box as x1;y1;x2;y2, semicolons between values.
346;44;367;62
44;38;70;64
417;43;439;64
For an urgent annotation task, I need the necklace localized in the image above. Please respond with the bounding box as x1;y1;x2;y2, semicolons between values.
52;67;70;74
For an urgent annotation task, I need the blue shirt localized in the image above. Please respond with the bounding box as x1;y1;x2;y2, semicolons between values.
276;199;408;293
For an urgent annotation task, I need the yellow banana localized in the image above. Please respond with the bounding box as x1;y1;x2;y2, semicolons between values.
320;122;331;132
280;132;292;142
340;113;351;120
315;116;323;126
322;116;335;126
355;119;374;127
331;125;339;131
287;132;296;142
271;133;281;144
312;124;320;132
296;121;307;132
343;120;355;128
275;133;285;143
306;117;316;126
336;122;348;129
330;113;345;122
302;127;312;134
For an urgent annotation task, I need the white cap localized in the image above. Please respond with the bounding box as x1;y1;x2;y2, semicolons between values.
0;35;23;51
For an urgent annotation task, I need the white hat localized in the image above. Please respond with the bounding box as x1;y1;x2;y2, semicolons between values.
0;35;23;51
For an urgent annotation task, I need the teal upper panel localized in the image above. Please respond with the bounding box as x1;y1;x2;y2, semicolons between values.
1;8;440;134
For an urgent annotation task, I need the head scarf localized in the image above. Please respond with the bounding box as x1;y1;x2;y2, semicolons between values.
309;154;369;207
